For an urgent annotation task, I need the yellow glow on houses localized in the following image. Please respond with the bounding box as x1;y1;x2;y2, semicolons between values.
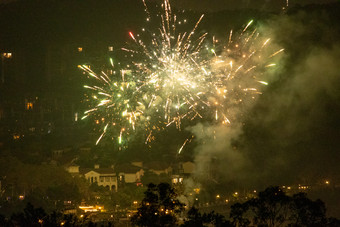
78;205;105;213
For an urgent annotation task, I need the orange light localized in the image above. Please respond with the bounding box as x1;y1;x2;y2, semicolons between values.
26;102;33;110
3;53;12;58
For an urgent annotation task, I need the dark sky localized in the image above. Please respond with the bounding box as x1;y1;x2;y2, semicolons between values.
171;0;337;11
0;0;337;11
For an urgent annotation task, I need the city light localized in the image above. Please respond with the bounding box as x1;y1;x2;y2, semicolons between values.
2;52;12;58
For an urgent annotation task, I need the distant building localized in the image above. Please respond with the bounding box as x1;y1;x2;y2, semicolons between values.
181;161;195;176
171;174;184;184
67;161;195;190
115;163;144;185
66;165;80;175
170;161;195;185
81;166;118;192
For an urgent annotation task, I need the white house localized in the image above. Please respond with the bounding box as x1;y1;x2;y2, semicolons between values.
83;168;118;192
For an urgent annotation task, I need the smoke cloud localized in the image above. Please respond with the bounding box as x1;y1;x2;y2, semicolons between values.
188;6;340;191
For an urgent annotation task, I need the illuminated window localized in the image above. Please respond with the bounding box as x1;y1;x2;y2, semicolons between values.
108;46;113;51
3;53;12;58
26;102;33;110
78;47;83;52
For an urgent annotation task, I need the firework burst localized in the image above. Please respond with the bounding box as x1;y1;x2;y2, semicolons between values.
80;64;143;146
207;20;284;124
124;0;210;136
80;0;283;148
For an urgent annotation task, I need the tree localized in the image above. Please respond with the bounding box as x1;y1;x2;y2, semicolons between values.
230;202;251;227
11;202;47;226
246;186;291;226
131;183;184;227
229;186;339;227
182;207;232;227
182;207;204;227
9;203;79;226
289;192;327;226
141;170;171;186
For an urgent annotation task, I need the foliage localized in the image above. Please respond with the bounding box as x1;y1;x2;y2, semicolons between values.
131;183;184;227
111;184;145;209
289;192;328;226
141;170;171;186
182;207;232;227
2;203;79;226
0;156;87;215
229;186;339;227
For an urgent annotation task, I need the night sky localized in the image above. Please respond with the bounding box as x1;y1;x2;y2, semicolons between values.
172;0;338;11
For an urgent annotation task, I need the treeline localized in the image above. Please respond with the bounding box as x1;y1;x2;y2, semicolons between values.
0;155;90;216
132;183;340;227
1;184;340;226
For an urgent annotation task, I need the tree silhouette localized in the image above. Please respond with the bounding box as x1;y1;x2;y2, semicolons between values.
131;183;184;227
11;202;47;226
230;202;251;227
181;207;204;227
289;192;327;226
229;186;339;227
247;186;290;226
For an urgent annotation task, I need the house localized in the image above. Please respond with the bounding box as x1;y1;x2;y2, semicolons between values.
170;161;195;185
115;163;144;185
181;161;195;176
82;166;118;192
171;174;184;184
66;165;80;175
